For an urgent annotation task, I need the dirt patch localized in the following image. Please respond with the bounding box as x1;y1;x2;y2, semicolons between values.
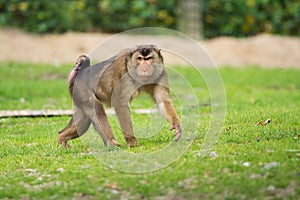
206;35;300;68
1;28;299;68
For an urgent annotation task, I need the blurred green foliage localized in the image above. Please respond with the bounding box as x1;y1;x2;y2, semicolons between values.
0;0;299;38
0;0;176;33
203;0;300;38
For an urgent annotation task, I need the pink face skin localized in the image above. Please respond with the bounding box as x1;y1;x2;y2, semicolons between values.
136;55;154;77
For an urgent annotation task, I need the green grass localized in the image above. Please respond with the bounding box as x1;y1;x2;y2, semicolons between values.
0;62;299;199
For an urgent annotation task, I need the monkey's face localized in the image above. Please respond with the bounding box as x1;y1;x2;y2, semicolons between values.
127;46;164;83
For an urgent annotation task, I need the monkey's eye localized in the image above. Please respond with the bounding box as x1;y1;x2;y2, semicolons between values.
144;56;153;61
137;56;143;61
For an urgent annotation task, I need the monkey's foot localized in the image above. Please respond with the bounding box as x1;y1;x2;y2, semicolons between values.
170;125;182;142
129;142;139;148
107;139;121;147
174;132;181;142
57;135;72;148
58;140;72;148
125;136;138;148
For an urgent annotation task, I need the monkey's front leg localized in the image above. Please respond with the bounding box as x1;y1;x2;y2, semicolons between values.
161;100;182;141
114;104;138;147
154;86;182;141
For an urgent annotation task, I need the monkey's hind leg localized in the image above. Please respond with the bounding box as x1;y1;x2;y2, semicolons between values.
58;109;91;147
86;99;121;147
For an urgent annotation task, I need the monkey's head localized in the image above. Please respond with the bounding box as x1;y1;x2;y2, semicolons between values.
126;45;164;83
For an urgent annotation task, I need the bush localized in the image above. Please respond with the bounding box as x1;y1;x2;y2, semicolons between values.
0;0;176;33
203;0;300;38
95;0;176;32
0;0;299;38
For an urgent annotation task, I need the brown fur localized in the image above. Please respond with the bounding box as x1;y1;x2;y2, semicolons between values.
58;45;182;148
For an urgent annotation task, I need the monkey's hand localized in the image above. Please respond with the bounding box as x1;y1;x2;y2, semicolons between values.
170;124;182;142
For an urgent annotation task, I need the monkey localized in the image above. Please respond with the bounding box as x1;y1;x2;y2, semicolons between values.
58;45;182;148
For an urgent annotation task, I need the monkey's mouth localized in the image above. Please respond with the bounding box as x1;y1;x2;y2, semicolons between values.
129;70;155;82
140;72;152;77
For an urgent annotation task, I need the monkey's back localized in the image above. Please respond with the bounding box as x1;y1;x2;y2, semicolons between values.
73;54;128;107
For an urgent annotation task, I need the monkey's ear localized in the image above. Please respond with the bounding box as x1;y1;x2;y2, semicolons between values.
157;49;164;63
125;51;134;70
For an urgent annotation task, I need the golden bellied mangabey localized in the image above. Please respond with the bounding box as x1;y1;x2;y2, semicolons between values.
58;45;182;147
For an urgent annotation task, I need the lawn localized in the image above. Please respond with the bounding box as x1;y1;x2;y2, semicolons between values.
0;62;299;199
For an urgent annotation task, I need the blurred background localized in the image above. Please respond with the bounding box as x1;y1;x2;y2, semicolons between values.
1;0;299;39
0;0;299;67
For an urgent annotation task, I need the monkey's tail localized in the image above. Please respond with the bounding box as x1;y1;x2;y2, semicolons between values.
68;55;90;95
